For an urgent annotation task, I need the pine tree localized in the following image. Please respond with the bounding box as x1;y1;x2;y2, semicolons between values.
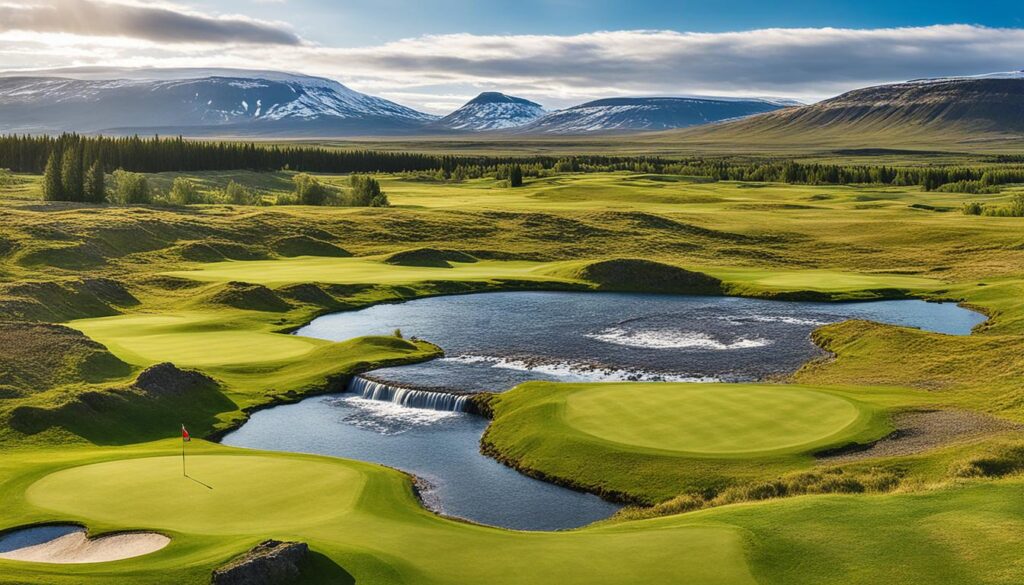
42;151;63;201
509;164;524;187
60;145;83;201
84;159;105;203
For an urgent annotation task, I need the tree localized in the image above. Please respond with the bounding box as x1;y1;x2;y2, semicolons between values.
84;160;105;203
509;164;524;187
60;145;84;201
42;152;63;201
349;175;385;206
169;177;201;205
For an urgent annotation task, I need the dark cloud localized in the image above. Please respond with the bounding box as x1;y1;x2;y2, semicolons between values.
1;0;301;45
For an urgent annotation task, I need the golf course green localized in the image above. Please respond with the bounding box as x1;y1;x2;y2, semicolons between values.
564;384;868;455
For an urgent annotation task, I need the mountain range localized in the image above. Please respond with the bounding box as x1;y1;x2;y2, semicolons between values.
0;68;794;137
670;71;1024;150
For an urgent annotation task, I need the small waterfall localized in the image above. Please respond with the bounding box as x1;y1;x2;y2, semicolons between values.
347;376;470;413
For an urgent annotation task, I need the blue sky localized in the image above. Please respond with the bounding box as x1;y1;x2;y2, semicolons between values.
204;0;1024;46
2;1;1024;112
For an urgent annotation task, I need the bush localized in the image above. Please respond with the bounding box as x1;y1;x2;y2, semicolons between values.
293;173;330;206
223;180;261;206
109;169;151;205
962;201;984;215
169;177;203;205
984;194;1024;217
934;180;1000;194
274;192;299;206
0;168;15;187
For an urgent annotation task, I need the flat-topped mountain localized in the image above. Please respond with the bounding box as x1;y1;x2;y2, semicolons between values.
672;74;1024;149
515;96;793;134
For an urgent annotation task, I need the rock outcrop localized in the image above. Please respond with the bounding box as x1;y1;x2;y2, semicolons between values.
211;540;309;585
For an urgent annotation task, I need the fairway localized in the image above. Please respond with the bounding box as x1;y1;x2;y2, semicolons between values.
163;257;566;287
26;455;366;534
564;385;866;455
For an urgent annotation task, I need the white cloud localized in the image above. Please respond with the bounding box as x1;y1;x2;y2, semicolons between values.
0;0;301;45
3;23;1024;112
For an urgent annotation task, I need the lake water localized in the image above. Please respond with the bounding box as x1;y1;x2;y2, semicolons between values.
222;292;985;530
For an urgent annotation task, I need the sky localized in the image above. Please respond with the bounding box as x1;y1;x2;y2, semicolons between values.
2;0;1024;113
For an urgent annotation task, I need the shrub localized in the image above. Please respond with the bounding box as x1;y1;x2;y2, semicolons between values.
223;180;261;206
934;180;1000;194
0;168;15;187
984;194;1024;217
274;192;299;206
962;201;984;215
169;177;203;205
109;169;151;205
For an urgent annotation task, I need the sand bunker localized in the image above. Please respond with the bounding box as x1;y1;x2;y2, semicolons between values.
0;524;169;564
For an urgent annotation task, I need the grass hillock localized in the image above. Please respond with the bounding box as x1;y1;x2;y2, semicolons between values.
0;321;133;395
556;258;724;295
0;278;137;322
203;281;293;313
270;235;350;258
383;247;478;268
7;363;232;444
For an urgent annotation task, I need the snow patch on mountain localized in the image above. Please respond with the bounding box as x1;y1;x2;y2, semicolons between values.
434;92;546;131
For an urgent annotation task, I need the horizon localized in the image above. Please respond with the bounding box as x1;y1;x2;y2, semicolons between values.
2;1;1024;113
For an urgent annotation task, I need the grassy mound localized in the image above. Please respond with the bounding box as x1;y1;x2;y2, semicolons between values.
204;282;292;313
383;248;478;268
0;321;133;395
178;240;267;263
0;278;137;322
8;363;233;443
271;235;350;258
559;258;723;295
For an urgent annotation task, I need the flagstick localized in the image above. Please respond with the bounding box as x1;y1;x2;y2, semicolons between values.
181;423;186;477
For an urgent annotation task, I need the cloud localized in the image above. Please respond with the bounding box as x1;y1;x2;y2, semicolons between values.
0;0;301;45
301;26;1024;101
2;23;1024;111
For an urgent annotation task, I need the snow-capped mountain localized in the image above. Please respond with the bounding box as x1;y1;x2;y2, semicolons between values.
432;92;546;131
0;68;437;136
515;97;792;134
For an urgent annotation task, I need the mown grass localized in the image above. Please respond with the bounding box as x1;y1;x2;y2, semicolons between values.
1;169;1023;583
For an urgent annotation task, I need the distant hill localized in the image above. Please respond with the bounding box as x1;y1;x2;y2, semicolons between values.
432;92;546;131
670;74;1024;151
514;97;792;134
0;68;437;136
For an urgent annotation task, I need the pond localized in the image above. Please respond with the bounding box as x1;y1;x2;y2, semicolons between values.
222;292;985;531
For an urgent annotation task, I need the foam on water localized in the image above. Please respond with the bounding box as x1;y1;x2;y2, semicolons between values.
442;354;719;382
586;328;772;350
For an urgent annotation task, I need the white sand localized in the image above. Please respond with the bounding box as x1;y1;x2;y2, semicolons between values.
0;526;169;564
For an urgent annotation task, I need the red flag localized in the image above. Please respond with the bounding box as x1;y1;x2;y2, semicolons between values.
181;424;191;442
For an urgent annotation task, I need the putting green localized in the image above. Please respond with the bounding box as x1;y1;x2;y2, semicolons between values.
71;312;321;367
26;455;366;534
564;385;864;455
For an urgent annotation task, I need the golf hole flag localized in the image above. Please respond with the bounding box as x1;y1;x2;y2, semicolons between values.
182;424;191;442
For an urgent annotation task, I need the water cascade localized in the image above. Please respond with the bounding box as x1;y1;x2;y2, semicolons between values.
348;376;470;412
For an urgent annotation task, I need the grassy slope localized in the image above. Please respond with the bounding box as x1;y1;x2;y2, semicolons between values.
1;170;1024;583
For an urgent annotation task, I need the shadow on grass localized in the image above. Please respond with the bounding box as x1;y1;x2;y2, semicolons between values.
302;551;356;585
